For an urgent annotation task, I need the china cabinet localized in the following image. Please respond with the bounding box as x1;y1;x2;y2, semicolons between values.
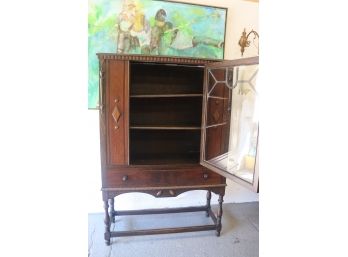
97;54;259;245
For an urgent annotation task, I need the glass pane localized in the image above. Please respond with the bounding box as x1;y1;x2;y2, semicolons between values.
203;64;259;184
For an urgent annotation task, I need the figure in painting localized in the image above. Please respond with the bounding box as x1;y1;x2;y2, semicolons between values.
149;9;167;54
116;0;150;53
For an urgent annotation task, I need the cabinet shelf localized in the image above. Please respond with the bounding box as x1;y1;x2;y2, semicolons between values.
130;63;204;96
130;97;202;128
130;129;201;165
130;153;200;165
130;126;201;130
130;94;203;98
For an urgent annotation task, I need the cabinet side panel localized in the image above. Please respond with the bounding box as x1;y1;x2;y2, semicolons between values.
99;59;107;186
107;60;128;165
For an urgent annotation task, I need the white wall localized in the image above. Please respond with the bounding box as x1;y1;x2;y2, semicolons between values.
87;0;259;213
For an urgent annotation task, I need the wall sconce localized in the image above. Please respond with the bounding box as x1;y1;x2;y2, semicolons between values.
238;28;259;56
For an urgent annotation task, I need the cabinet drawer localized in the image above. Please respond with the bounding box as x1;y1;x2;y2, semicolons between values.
104;167;224;188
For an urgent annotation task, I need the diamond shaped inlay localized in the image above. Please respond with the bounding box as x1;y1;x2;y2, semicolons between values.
112;105;121;124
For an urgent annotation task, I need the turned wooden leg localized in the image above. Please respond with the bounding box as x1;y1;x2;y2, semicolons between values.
206;190;211;217
109;198;115;223
104;199;111;246
216;193;224;237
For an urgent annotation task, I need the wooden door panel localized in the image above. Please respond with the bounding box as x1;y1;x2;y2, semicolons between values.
107;60;129;165
203;69;231;161
201;57;259;192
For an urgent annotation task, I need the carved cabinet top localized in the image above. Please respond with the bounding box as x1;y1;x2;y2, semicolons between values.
97;53;218;65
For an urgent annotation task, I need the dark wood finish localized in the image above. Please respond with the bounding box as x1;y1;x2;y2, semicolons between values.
129;130;201;165
205;56;259;68
103;199;111;246
109;198;115;223
130;126;201;130
130;97;202;127
98;54;227;245
109;205;220;238
113;206;208;216
130;63;204;96
111;225;217;237
206;190;212;217
130;94;203;98
107;60;128;165
103;185;226;199
203;68;231;161
200;56;260;192
111;225;216;237
103;167;223;188
216;193;224;236
98;58;107;185
97;53;216;64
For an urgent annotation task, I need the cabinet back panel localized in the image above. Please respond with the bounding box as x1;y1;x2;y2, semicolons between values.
130;97;202;127
130;63;204;95
130;130;200;165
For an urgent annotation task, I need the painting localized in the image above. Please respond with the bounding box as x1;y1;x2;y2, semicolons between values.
88;0;227;108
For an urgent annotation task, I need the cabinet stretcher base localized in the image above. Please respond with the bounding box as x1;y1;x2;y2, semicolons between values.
102;188;225;245
111;205;218;238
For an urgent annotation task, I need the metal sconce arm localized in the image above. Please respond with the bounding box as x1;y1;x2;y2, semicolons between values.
238;28;259;56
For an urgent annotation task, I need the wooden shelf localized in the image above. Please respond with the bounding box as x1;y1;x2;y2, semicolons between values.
130;94;203;98
130;154;200;165
130;126;201;130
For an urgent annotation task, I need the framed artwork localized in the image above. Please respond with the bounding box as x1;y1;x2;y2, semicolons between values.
88;0;227;109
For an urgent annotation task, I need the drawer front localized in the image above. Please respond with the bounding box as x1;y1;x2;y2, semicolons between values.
104;167;224;188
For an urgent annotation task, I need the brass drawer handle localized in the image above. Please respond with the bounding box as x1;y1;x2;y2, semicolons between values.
203;173;209;180
112;98;121;130
122;175;128;182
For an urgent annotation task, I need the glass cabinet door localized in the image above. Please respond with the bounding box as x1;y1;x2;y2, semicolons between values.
200;57;259;192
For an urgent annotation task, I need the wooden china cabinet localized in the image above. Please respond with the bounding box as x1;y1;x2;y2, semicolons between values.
97;53;259;245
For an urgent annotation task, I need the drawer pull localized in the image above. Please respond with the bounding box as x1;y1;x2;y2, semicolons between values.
156;190;163;196
203;173;209;179
169;190;175;196
122;175;128;181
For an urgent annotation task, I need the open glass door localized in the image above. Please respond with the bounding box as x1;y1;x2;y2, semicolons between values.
200;57;259;192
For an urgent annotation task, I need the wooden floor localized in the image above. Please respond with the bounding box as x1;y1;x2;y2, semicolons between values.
88;202;259;257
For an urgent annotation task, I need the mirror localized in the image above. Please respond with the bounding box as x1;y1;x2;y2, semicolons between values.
202;62;259;188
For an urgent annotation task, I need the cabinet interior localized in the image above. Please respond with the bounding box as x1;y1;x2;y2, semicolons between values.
129;62;204;165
